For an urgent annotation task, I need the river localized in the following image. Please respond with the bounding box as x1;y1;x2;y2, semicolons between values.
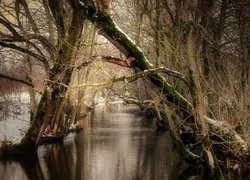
0;103;187;180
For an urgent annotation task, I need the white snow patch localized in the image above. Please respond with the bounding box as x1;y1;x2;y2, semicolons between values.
0;92;32;144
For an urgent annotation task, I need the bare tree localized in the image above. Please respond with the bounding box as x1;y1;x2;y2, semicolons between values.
0;1;249;179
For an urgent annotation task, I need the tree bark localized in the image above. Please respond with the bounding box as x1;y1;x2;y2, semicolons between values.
0;1;85;156
79;3;248;178
79;4;193;117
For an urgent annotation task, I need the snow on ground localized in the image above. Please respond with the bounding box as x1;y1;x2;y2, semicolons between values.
0;92;31;143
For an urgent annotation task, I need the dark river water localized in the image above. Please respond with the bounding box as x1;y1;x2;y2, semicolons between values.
0;104;187;180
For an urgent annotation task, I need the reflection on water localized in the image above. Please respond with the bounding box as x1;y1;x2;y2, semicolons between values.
0;104;187;180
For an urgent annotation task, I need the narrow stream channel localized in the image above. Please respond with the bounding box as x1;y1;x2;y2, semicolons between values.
0;104;187;180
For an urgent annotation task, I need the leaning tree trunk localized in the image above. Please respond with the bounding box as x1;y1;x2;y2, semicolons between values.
79;3;248;179
0;2;85;155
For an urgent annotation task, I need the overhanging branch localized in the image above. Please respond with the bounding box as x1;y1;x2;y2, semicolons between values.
73;67;190;89
79;3;193;114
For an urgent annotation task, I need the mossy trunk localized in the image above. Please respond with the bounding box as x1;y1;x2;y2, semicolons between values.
79;4;248;178
81;4;193;117
0;3;84;156
80;2;247;149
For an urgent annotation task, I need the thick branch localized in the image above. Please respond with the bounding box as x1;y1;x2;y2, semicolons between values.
78;2;248;160
0;18;20;37
73;67;189;90
48;0;66;41
79;3;193;115
0;73;34;88
1;33;55;55
19;0;40;33
77;56;135;69
42;0;55;43
25;33;55;54
0;41;46;63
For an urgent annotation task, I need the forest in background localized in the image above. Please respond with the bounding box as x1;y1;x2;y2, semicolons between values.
0;0;249;179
